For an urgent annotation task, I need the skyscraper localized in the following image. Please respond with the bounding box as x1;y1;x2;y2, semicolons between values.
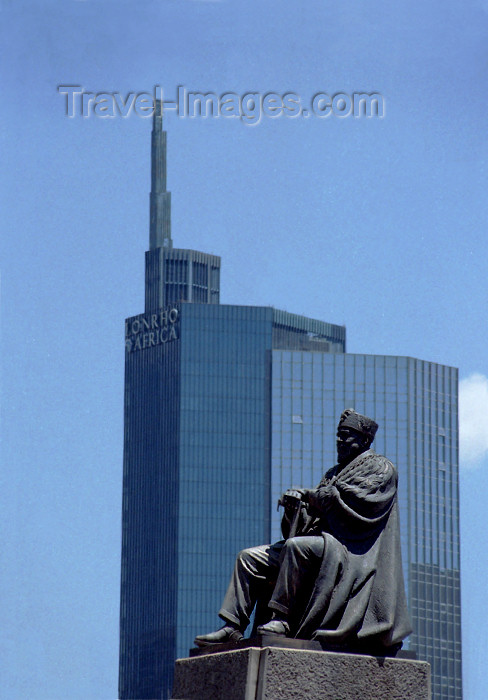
118;108;462;699
269;350;462;700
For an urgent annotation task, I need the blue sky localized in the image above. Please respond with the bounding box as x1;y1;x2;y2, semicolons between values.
1;0;487;698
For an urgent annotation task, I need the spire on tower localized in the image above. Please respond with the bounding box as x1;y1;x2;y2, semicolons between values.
149;99;172;250
144;100;221;312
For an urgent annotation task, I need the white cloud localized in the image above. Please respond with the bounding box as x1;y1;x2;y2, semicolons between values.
459;373;488;468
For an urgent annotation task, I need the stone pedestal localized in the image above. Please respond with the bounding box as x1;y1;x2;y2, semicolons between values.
171;646;431;700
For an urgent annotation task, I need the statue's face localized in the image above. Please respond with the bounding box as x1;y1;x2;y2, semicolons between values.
336;426;368;465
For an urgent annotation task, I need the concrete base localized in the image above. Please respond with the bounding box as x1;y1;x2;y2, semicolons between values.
171;646;431;700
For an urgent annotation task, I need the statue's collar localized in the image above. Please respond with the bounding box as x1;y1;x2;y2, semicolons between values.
334;448;375;475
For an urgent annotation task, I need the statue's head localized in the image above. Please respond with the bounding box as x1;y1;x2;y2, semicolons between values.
336;409;378;465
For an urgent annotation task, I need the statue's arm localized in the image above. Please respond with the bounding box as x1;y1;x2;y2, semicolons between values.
279;489;314;538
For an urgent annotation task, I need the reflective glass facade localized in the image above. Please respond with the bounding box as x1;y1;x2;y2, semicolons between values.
120;306;181;700
119;304;345;699
176;304;274;659
270;351;462;699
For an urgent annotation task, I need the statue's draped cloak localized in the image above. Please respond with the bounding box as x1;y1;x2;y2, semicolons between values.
291;450;412;651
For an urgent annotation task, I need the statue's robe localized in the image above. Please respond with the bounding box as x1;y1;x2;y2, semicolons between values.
288;450;412;653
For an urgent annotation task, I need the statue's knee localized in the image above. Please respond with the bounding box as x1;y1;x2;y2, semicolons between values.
283;536;324;559
283;537;301;552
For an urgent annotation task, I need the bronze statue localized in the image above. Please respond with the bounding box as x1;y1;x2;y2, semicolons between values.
194;409;412;655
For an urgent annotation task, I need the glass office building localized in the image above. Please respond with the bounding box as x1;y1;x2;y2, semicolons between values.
119;108;462;699
119;304;345;699
270;351;462;700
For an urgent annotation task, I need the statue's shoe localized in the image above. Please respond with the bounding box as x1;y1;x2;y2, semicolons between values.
194;625;244;647
257;619;290;636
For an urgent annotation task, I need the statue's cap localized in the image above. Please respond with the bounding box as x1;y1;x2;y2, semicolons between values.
338;408;378;440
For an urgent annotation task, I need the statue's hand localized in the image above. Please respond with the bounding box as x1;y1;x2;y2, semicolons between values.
279;488;310;513
281;488;305;501
284;488;310;501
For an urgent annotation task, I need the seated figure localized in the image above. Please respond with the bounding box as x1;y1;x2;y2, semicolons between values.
195;409;412;655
